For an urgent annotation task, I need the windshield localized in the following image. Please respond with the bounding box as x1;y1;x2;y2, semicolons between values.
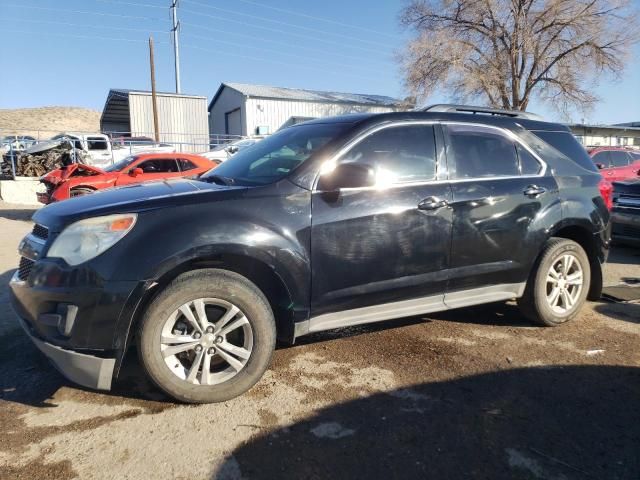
201;123;348;186
104;155;139;172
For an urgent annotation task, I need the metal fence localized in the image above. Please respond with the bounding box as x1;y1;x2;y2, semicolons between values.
0;128;264;178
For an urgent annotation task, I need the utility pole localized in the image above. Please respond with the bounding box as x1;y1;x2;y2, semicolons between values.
171;0;181;94
149;36;160;142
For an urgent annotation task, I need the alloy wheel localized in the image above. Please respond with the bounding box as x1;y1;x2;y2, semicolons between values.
545;254;583;314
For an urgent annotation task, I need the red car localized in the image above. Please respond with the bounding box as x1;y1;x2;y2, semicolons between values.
588;147;640;182
38;153;219;204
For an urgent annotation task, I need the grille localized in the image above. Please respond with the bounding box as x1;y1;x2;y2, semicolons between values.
18;257;34;281
32;224;49;240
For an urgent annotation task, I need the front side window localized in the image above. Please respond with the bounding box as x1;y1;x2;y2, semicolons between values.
87;137;108;150
591;151;610;166
201;123;349;186
338;125;437;184
445;125;519;179
609;151;630;167
178;159;197;171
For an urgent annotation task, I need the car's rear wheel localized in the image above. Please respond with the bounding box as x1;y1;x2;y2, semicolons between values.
70;187;96;197
518;238;590;326
137;269;276;403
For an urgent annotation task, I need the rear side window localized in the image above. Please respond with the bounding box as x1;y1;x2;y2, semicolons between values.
340;124;437;184
445;125;519;179
178;159;197;171
517;144;542;175
137;159;179;173
531;131;598;172
609;151;630;167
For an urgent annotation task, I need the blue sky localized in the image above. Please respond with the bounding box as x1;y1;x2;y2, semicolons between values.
0;0;638;124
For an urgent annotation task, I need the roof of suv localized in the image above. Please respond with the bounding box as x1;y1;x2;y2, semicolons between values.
300;111;569;132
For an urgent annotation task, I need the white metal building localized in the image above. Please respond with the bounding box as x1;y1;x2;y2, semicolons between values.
208;83;406;137
100;89;209;152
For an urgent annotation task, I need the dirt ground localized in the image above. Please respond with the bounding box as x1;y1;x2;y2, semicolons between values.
0;107;101;139
0;201;638;480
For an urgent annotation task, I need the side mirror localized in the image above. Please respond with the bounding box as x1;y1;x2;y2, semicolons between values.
318;163;376;191
225;145;239;154
129;167;143;177
595;163;605;170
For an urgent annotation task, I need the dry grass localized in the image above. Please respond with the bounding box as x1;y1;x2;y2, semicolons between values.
0;106;101;139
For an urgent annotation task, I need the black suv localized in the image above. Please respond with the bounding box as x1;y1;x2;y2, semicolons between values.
10;105;610;403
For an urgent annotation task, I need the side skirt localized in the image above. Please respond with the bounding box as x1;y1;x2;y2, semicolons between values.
295;283;525;338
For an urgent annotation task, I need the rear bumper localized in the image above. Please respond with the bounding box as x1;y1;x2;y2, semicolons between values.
16;313;115;391
612;209;640;247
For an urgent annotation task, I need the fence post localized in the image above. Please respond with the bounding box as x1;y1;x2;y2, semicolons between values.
10;142;17;178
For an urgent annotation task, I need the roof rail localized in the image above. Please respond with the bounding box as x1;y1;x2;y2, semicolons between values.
421;104;543;121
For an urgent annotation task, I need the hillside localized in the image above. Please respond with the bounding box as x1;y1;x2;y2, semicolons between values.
0;106;101;139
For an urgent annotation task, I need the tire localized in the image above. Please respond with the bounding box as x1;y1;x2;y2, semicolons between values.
137;269;276;403
518;238;591;327
70;187;95;197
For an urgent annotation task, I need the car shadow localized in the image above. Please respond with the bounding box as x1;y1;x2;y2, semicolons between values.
594;301;640;324
214;365;640;480
607;244;640;266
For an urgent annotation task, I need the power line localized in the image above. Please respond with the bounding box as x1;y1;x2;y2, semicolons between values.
182;32;382;74
182;43;377;81
230;0;401;40
93;0;167;8
181;21;392;66
4;3;162;21
182;0;393;49
4;29;168;44
11;18;167;34
180;7;383;55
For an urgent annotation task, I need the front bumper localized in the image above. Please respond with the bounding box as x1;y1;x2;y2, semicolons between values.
16;314;115;390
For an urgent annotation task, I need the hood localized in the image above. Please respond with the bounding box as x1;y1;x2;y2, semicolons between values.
42;164;105;185
34;178;247;232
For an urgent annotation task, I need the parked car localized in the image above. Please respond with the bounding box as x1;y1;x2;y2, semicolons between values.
0;135;38;151
37;153;218;204
588;147;640;182
11;105;610;403
611;179;640;246
200;138;261;162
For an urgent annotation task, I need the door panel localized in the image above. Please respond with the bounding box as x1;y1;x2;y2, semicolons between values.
311;184;453;316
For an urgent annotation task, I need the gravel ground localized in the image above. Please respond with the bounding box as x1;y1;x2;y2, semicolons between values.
0;201;638;480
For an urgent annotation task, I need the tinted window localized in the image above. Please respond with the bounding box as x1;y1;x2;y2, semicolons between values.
137;159;179;173
609;151;630;167
446;125;519;178
178;159;197;171
104;155;138;172
340;125;436;184
202;123;349;186
591;151;610;166
517;144;542;175
532;131;598;172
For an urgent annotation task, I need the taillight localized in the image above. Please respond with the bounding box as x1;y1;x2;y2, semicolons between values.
598;178;613;210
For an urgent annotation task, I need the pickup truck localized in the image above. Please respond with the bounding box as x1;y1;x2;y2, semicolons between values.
49;133;175;168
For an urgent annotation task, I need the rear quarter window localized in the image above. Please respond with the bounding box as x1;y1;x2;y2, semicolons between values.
530;130;598;172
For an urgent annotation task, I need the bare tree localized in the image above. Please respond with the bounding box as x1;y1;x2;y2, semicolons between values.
399;0;639;113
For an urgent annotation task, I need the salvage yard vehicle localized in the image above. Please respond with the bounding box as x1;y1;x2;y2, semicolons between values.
11;105;610;403
611;179;640;247
37;153;219;203
200;137;262;163
589;147;640;182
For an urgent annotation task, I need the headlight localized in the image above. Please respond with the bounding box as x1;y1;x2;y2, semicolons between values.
47;213;137;266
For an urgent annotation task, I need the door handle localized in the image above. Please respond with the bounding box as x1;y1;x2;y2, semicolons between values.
523;185;546;197
418;196;449;211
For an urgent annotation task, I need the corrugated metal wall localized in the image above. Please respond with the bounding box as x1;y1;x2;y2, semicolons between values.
209;88;246;137
129;93;209;152
245;98;398;135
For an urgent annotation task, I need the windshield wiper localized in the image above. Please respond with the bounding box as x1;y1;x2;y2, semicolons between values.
204;174;236;186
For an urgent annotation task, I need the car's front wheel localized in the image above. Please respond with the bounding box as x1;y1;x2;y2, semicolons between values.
137;269;276;403
518;238;591;326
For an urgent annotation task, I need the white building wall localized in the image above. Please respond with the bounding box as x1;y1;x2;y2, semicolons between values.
209;88;246;138
129;93;209;152
244;98;397;135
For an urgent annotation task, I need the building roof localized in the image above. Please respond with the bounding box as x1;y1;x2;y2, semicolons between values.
108;88;206;99
209;82;405;110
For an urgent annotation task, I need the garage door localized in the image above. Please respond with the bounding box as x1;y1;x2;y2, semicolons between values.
225;109;242;136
